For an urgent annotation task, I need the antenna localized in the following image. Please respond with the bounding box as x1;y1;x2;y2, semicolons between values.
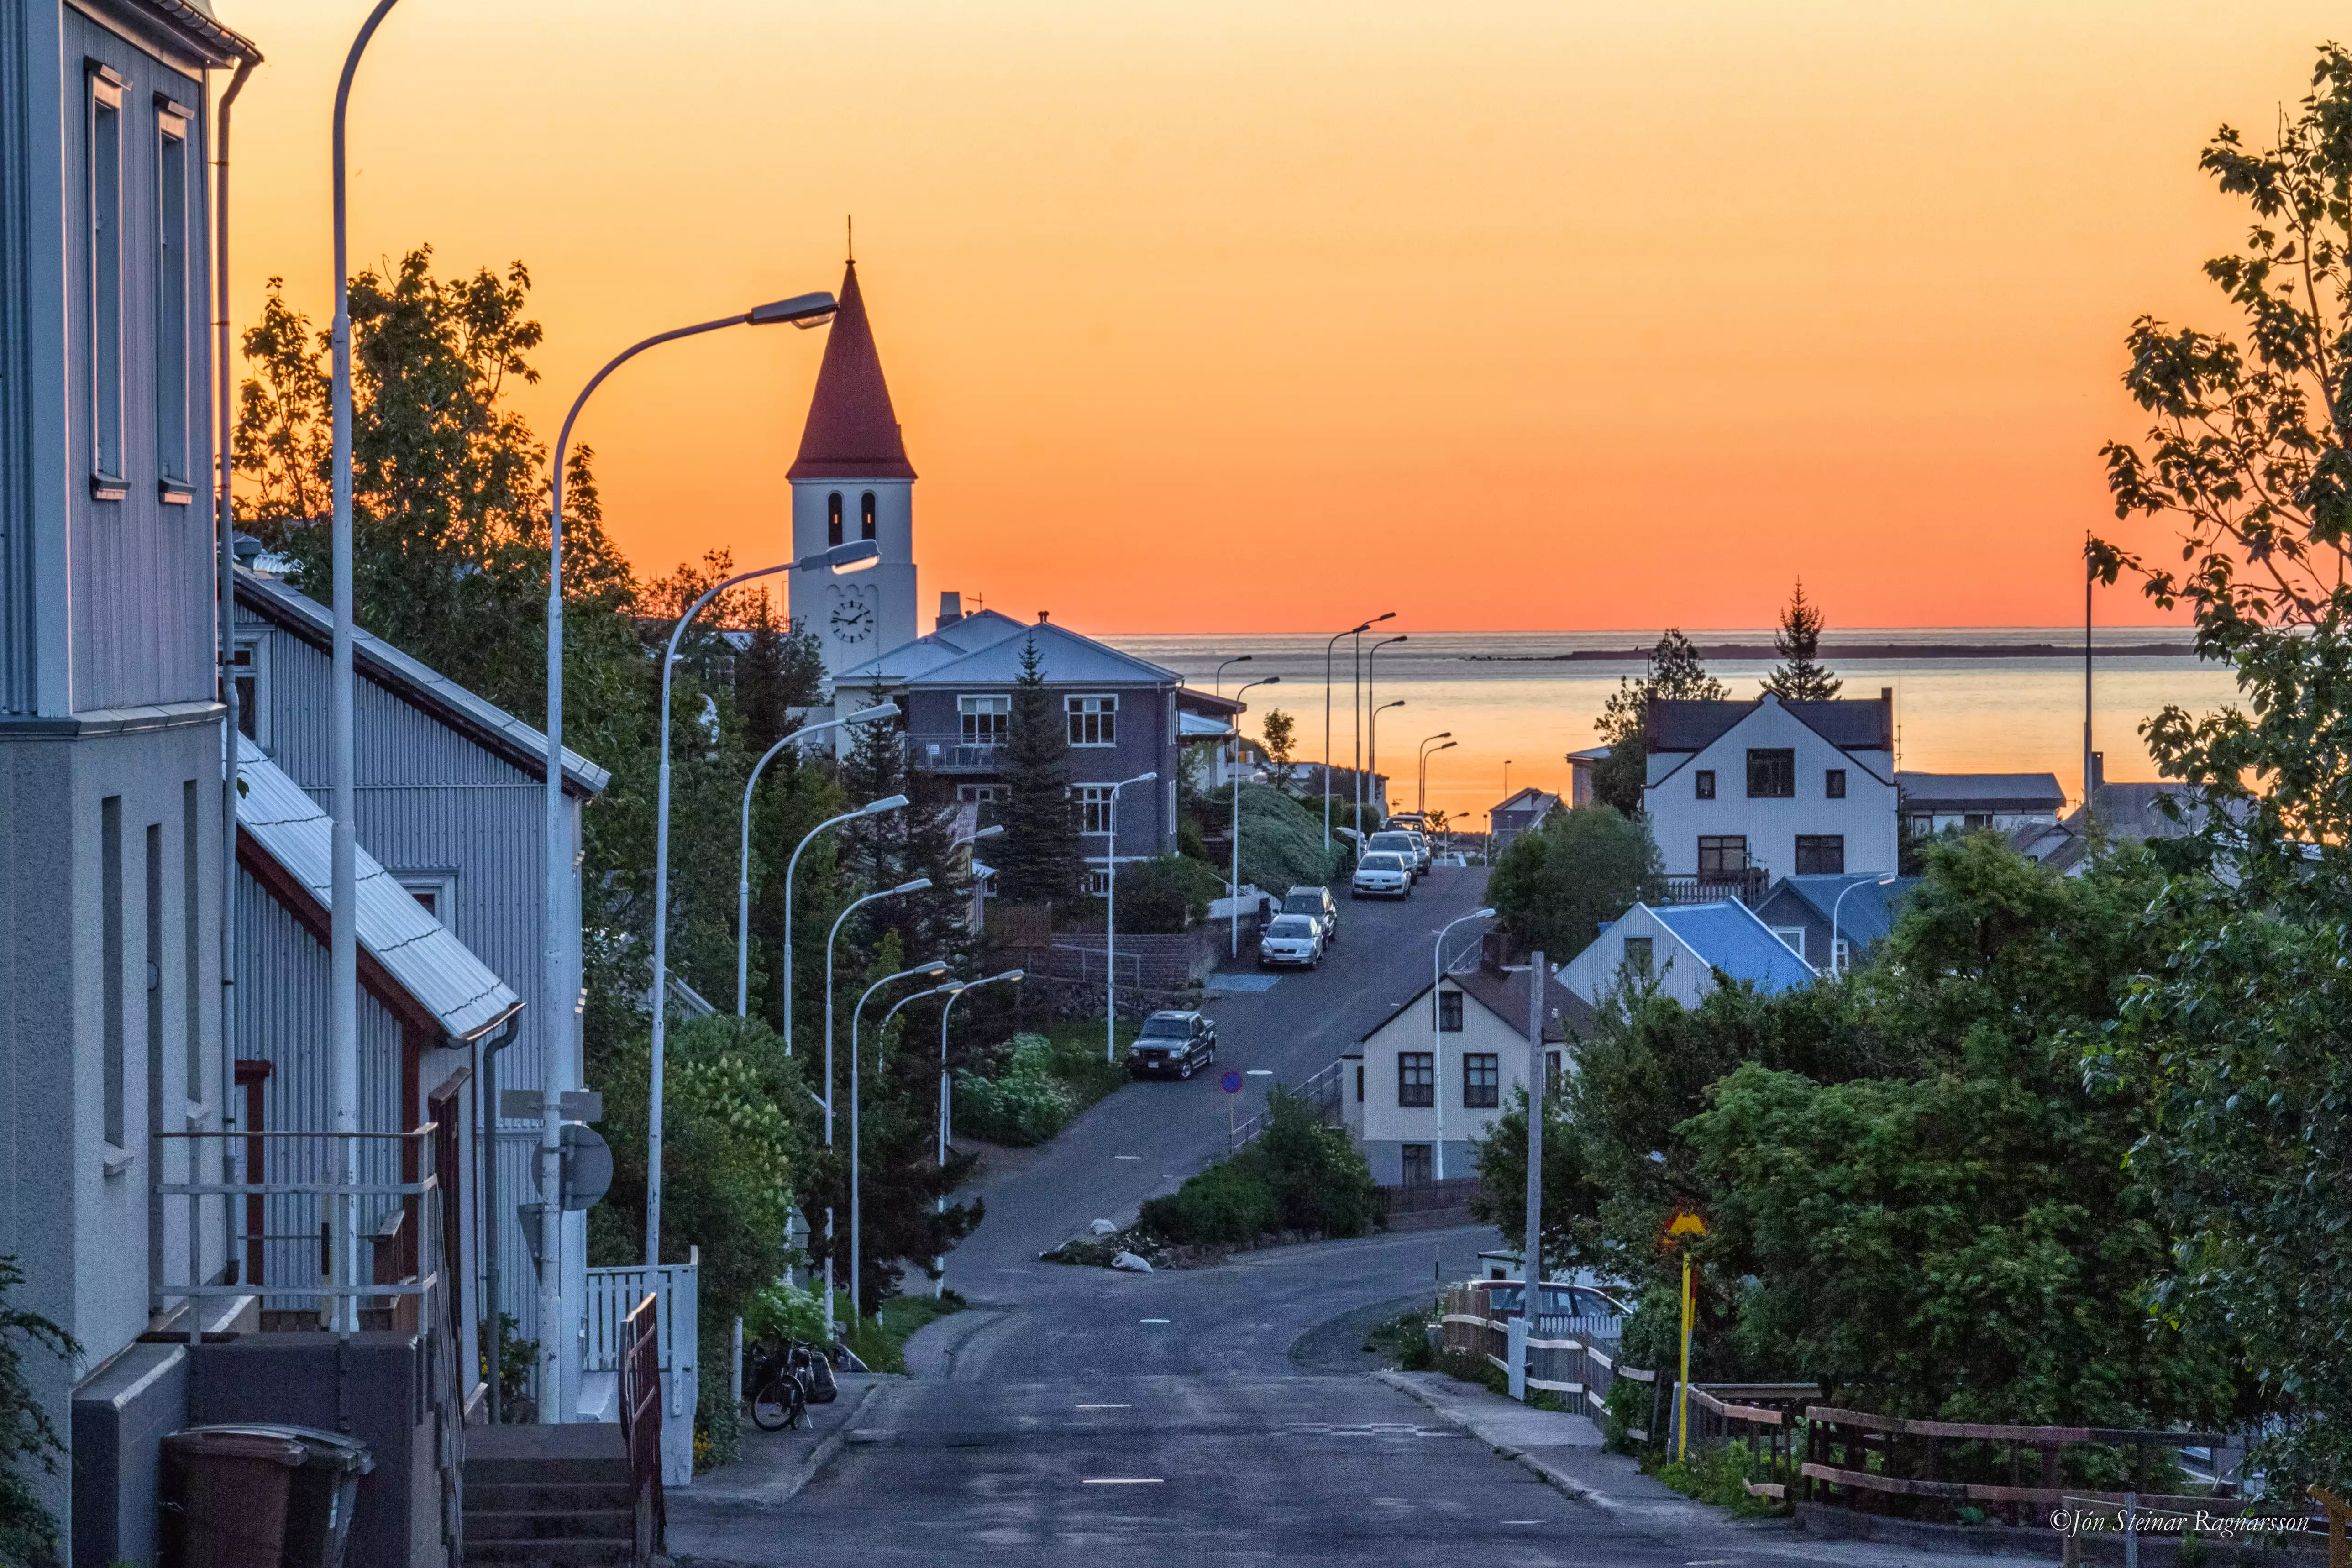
846;214;854;264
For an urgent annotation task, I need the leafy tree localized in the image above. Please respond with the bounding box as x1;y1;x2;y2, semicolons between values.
2089;43;2352;1492
1591;629;1728;814
1761;579;1842;700
1260;708;1298;790
1115;854;1219;933
995;637;1085;906
0;1257;75;1568
1487;803;1665;959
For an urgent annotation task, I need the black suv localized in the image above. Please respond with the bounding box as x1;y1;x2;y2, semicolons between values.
1126;1010;1218;1080
1282;885;1339;945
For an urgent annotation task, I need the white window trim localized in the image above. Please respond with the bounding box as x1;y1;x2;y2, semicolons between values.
1066;693;1119;747
231;635;270;750
396;872;458;928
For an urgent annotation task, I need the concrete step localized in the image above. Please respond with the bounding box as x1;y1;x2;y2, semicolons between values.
463;1480;635;1515
463;1455;632;1486
462;1537;635;1566
466;1508;633;1542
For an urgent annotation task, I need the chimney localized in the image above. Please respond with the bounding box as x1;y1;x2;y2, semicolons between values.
1038;610;1050;624
937;590;963;630
1881;686;1894;745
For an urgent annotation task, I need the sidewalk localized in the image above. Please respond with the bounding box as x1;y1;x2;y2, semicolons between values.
668;1374;884;1523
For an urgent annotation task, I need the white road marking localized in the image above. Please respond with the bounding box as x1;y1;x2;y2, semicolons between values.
1076;1403;1132;1410
1139;1317;1170;1324
1083;1477;1164;1485
1502;1519;1543;1525
1113;1154;1140;1160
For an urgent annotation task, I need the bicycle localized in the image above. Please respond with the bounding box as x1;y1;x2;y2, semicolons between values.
744;1337;811;1432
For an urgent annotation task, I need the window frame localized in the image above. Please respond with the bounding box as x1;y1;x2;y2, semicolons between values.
1073;783;1116;836
1825;767;1847;800
1697;834;1749;877
396;873;458;924
153;95;194;497
1066;693;1119;747
1622;935;1654;976
229;636;269;748
1463;1052;1500;1109
88;63;127;498
860;490;877;541
1770;925;1807;960
1437;989;1464;1032
958;693;1010;746
1794;835;1846;876
826;491;844;546
1397;1050;1435;1108
1694;769;1716;800
1746;747;1796;798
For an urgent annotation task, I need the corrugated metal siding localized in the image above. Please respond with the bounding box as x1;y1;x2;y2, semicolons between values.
61;11;215;715
0;0;33;714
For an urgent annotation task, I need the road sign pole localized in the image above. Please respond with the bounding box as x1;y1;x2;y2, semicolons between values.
1678;1250;1694;1460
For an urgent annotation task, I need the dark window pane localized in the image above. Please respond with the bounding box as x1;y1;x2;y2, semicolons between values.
1622;936;1653;974
827;492;844;546
1697;835;1748;876
1825;768;1847;799
1747;748;1795;798
860;491;877;541
1794;836;1845;875
1695;770;1715;800
1438;991;1463;1031
1398;1051;1434;1107
1465;1053;1499;1108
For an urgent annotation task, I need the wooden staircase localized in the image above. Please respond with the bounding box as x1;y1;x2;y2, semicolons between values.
463;1424;645;1566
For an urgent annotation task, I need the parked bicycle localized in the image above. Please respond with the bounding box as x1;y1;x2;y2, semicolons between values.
744;1335;836;1431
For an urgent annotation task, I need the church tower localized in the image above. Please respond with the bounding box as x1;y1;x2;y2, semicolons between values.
787;259;918;681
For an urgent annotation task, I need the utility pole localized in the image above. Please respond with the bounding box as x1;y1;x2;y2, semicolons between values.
1522;949;1545;1400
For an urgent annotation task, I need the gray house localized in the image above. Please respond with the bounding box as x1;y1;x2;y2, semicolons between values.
834;598;1244;879
0;0;258;1557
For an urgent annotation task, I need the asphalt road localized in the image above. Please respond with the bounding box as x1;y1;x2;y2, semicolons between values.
949;861;1494;1282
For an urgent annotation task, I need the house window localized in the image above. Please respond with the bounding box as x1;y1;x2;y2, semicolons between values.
1825;768;1847;799
1545;1050;1563;1090
1082;865;1113;897
1437;990;1463;1031
1354;1064;1364;1102
1464;1053;1499;1109
397;876;456;923
1402;1143;1433;1186
89;66;126;490
228;639;267;744
827;492;844;546
1832;936;1851;972
1771;925;1807;960
1622;935;1653;976
1794;835;1845;875
1964;813;1991;830
1074;784;1115;836
1398;1052;1434;1108
1067;695;1118;746
102;796;125;1148
1747;748;1795;798
1697;835;1748;876
955;783;1006;805
155;102;191;490
860;491;877;541
1695;769;1715;800
958;694;1009;745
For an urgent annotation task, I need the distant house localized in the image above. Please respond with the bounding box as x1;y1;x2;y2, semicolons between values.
1289;760;1389;822
1565;745;1609;807
1556;899;1819;1008
832;598;1245;886
1752;873;1919;974
1490;787;1561;852
1897;771;2066;838
1343;960;1595;1185
1642;690;1898;887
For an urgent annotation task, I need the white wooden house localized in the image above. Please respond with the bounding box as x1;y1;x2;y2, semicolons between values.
1642;691;1899;886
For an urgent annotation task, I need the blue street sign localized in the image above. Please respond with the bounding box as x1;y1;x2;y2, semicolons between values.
1220;1071;1243;1094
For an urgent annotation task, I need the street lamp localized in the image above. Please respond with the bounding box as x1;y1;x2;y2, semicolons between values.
1229;677;1280;956
1830;873;1899;978
736;704;899;1015
932;968;1024;1294
849;960;950;1321
1365;636;1407;825
1418;732;1454;816
1432;907;1498;1180
1352;615;1398;837
765;791;909;1046
1323;619;1375;853
536;291;839;1391
952;823;1005;853
1214;654;1253;697
818;878;931;1339
1369;699;1405;829
1097;771;1159;1064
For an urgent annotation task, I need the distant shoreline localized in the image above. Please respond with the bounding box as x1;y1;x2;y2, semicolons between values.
1466;641;2198;663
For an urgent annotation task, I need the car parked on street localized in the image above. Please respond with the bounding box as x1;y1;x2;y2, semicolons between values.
1257;913;1326;969
1365;831;1423;880
1466;1279;1628;1322
1351;852;1412;898
1282;885;1340;945
1126;1010;1218;1080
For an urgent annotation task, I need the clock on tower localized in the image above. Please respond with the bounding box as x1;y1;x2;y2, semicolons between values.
785;259;918;684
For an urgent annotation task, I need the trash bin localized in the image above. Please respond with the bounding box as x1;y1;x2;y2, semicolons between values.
163;1424;374;1568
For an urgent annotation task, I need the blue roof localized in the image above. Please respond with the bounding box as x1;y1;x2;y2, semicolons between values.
1764;875;1921;948
1651;901;1819;993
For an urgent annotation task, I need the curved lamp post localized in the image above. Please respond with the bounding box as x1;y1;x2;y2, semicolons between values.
1228;676;1280;956
1323;619;1373;852
1432;906;1498;1179
1418;732;1454;816
1368;699;1405;830
1365;636;1407;825
849;961;950;1320
1831;872;1899;978
933;968;1023;1296
1214;654;1252;697
735;703;900;1016
1097;772;1159;1063
779;784;908;1054
819;877;930;1337
1350;617;1396;837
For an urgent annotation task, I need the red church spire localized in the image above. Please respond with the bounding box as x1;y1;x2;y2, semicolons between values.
787;261;917;481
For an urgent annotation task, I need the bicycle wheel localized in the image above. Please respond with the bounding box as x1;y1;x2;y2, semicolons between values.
750;1377;794;1432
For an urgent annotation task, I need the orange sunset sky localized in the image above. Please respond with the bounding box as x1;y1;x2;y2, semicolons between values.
219;0;2340;633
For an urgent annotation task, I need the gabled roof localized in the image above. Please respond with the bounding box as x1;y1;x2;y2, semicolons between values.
832;608;1030;685
137;0;262;64
234;738;520;1041
1494;787;1560;816
902;619;1181;689
235;566;609;799
1647;693;1891;754
1896;771;2066;812
1359;960;1595;1046
787;262;916;481
1647;899;1818;992
1758;875;1919;949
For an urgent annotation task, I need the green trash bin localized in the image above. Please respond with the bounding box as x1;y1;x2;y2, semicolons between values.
163;1424;374;1568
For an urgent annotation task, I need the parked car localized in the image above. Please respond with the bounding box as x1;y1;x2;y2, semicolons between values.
1351;852;1412;898
1365;831;1423;879
1257;913;1325;970
1466;1280;1628;1322
1282;885;1340;945
1401;831;1432;873
1126;1010;1218;1080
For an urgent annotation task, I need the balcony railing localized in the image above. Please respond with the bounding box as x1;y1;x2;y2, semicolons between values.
910;733;1004;773
1659;867;1769;907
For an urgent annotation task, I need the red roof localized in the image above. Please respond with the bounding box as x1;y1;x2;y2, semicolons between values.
787;262;917;481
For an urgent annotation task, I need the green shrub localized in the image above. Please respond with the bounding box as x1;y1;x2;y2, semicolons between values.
1140;1159;1276;1243
1117;854;1221;933
1138;1091;1377;1245
953;1033;1080;1145
1648;1438;1787;1518
1234;783;1341;896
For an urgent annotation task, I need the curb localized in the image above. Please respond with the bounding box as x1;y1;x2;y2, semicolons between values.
1370;1369;1622;1514
682;1379;887;1513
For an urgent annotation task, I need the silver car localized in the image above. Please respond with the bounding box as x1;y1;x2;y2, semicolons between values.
1365;831;1423;881
1258;913;1325;969
1351;852;1412;899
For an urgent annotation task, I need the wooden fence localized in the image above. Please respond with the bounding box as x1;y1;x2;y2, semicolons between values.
1437;1286;1643;1423
619;1294;665;1563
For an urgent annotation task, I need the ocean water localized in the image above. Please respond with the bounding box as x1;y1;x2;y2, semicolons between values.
1099;629;2241;829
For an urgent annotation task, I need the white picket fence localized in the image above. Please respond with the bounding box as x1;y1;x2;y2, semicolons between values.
583;1250;699;1486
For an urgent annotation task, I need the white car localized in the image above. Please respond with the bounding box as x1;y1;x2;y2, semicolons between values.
1365;831;1423;881
1351;852;1413;899
1257;913;1325;969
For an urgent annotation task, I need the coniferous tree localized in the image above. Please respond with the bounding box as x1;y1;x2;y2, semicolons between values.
1590;630;1729;814
995;637;1084;905
837;715;979;975
1762;579;1843;701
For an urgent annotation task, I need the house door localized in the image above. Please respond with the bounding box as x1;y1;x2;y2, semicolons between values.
1402;1143;1433;1186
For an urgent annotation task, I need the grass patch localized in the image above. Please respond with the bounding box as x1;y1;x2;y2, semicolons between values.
1643;1438;1788;1519
1361;1309;1439;1371
1028;1022;1136;1111
842;1288;969;1375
